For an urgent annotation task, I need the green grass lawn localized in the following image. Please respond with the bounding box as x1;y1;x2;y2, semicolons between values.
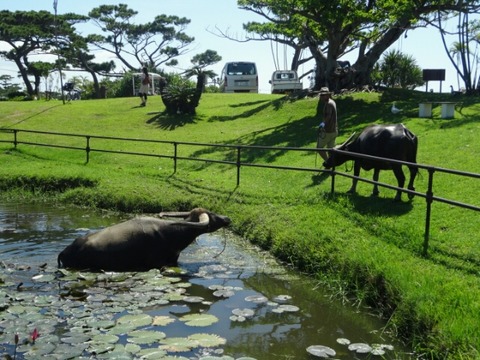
1;90;479;359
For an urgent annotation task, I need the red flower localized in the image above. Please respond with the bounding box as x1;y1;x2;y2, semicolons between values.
30;328;39;344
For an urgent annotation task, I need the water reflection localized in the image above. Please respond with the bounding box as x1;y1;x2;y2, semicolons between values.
0;202;414;359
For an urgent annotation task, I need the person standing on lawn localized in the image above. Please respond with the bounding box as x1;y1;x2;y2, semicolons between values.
139;66;151;106
316;87;338;164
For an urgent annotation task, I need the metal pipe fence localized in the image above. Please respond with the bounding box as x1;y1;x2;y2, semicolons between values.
1;128;479;256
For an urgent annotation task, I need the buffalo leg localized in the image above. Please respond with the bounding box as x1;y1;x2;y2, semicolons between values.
407;166;418;200
392;165;406;201
372;168;380;197
347;162;361;195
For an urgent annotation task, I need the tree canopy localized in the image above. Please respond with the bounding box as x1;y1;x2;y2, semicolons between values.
438;6;480;93
0;10;86;96
238;0;480;91
0;5;198;98
88;4;194;71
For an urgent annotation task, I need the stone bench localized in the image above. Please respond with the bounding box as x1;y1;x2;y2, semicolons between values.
419;102;456;119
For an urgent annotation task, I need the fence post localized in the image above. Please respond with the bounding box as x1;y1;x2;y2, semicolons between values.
85;136;91;163
236;146;241;187
423;167;435;256
173;142;178;173
13;130;18;148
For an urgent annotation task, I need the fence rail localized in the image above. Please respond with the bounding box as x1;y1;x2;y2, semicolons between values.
1;128;479;256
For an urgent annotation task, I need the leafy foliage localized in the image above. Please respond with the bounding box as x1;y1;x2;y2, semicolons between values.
160;50;221;115
88;4;194;71
0;10;87;96
372;50;424;89
238;0;480;90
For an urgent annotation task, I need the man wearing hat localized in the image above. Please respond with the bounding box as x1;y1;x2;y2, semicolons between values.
316;87;338;164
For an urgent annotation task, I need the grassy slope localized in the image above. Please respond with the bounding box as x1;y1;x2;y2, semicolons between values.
1;91;479;358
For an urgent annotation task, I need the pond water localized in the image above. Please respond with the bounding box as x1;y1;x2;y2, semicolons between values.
0;202;415;359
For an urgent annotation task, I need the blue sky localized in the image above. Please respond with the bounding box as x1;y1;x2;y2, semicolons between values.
0;0;466;93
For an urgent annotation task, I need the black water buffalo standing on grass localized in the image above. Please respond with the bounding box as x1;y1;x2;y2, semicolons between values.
58;208;231;271
323;123;418;201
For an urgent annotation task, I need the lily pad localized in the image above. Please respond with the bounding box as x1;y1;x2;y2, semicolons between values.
91;333;120;344
88;343;116;355
183;296;204;303
348;343;373;354
377;343;394;351
212;289;235;298
229;315;246;322
180;313;219;327
127;330;166;345
336;337;351;345
272;295;292;302
32;274;56;282
271;304;300;313
306;345;336;358
245;295;268;304
232;308;254;318
159;336;199;352
90;319;116;330
22;341;57;356
163;292;185;302
188;333;227;348
7;305;29;315
371;347;386;355
124;343;142;354
136;347;168;358
152;315;176;326
116;313;152;329
48;343;86;359
61;334;91;344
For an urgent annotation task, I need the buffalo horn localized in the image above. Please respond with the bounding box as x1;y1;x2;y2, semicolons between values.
159;211;190;218
340;132;357;147
178;212;210;227
159;210;211;227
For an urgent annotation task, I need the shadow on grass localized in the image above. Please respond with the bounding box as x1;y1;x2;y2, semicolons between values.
144;96;289;129
429;247;480;276
332;192;414;216
162;174;264;206
322;193;424;256
307;171;331;188
209;97;288;122
146;112;201;130
186;93;427;167
3;103;64;128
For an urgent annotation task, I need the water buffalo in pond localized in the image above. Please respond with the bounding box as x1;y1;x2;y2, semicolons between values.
57;208;231;271
323;123;418;201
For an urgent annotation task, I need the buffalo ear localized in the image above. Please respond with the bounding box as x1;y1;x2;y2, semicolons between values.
183;211;210;227
198;212;209;224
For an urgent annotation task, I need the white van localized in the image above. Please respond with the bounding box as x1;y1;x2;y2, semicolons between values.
269;70;303;94
219;62;258;93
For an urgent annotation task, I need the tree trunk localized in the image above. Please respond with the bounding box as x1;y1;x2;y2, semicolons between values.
189;73;205;113
309;18;408;92
89;71;100;99
14;59;34;96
